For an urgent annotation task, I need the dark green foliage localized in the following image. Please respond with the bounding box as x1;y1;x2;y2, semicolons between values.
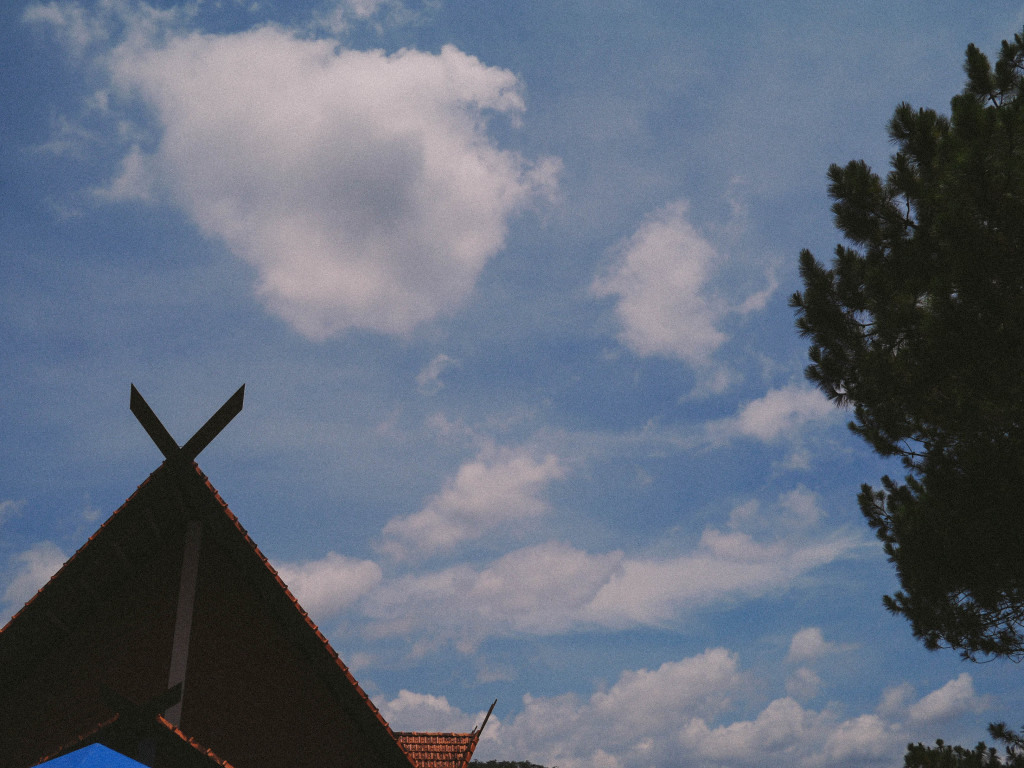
904;724;1024;767
905;740;1006;767
791;29;1024;659
471;761;551;768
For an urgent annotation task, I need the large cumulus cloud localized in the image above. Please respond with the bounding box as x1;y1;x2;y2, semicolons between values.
52;8;559;336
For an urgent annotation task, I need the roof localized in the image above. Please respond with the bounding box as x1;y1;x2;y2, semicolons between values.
2;387;493;768
0;458;415;768
394;733;481;768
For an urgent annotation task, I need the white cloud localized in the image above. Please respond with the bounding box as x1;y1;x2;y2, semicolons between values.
777;486;825;529
496;649;742;768
681;697;826;764
95;24;557;338
367;542;622;650
589;651;743;735
373;648;988;768
366;526;857;648
681;700;905;768
276;551;382;620
3;542;67;617
908;673;988;724
591;201;724;365
329;0;391;20
710;383;834;443
591;199;774;368
787;627;837;664
484;649;911;768
380;449;565;558
380;690;498;734
824;714;900;763
583;529;854;629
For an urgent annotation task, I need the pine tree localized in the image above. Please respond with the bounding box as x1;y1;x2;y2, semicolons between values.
792;29;1024;659
904;724;1024;767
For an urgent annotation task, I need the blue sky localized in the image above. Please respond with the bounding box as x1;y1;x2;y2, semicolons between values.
4;2;1024;766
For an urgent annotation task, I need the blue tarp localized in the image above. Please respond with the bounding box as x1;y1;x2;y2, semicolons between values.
36;744;146;767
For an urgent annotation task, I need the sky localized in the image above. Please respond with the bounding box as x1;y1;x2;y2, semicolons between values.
3;2;1024;767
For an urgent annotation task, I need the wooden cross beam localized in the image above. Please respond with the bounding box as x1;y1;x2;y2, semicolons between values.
100;683;183;763
130;384;245;466
128;385;243;728
101;682;182;722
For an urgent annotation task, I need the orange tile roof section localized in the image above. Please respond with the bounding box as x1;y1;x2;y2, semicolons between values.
155;714;237;767
393;732;480;768
394;699;496;768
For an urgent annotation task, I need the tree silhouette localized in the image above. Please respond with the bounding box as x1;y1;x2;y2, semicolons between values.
793;26;1024;661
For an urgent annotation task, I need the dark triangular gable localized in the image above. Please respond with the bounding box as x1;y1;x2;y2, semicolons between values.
0;458;414;768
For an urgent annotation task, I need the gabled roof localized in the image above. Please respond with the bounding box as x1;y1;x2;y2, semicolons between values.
0;387;494;768
394;733;480;768
0;456;415;768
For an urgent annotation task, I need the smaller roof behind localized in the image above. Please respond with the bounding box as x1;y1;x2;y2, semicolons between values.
394;733;480;768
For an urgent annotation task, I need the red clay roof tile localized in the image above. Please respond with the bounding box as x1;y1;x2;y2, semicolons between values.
394;732;481;768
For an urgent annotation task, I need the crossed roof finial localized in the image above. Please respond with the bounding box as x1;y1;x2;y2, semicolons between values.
130;384;245;467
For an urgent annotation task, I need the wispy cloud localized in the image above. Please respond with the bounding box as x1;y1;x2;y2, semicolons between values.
379;448;565;559
0;500;24;530
416;354;458;395
312;0;434;34
2;541;67;620
582;530;855;629
591;200;775;376
276;552;382;621
22;1;111;57
364;518;858;650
